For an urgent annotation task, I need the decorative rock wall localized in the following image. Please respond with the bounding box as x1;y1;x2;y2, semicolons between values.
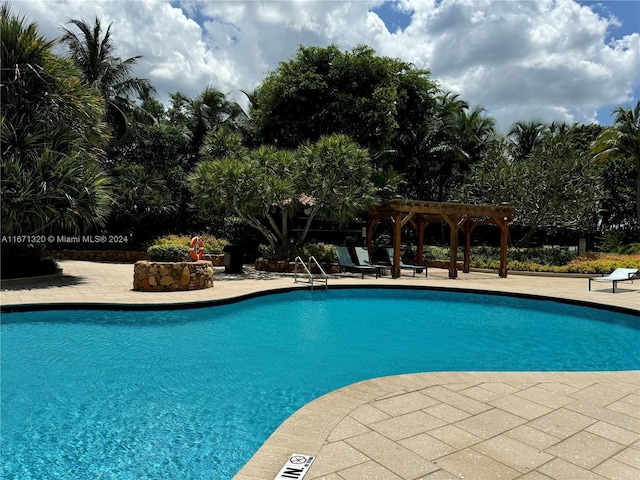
133;261;214;291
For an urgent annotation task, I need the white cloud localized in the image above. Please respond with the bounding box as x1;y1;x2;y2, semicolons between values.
12;0;640;131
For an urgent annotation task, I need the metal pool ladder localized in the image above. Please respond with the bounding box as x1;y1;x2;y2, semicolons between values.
294;256;328;290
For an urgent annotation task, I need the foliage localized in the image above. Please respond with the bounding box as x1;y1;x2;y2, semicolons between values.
105;122;193;237
547;253;640;274
251;44;437;153
395;93;497;201
471;246;577;266
1;4;108;158
151;234;229;254
146;244;190;262
191;134;380;259
507;120;546;161
1;4;111;239
406;243;640;273
591;101;640;226
106;163;177;241
598;155;637;228
597;228;640;253
168;86;245;156
2;150;111;236
258;242;337;263
60;16;156;140
461;123;601;244
617;243;640;254
301;242;338;263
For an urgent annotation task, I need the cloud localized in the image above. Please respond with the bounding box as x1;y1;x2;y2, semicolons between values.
13;0;640;131
377;0;639;129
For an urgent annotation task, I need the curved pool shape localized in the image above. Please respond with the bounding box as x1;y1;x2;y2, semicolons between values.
2;289;639;479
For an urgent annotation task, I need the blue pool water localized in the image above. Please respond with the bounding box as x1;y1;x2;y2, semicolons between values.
2;289;639;479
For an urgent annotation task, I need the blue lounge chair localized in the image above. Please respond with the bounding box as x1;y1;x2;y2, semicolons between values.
335;246;378;279
588;268;639;293
386;248;427;277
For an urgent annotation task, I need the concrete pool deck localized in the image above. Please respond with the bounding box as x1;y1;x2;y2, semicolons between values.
1;260;639;480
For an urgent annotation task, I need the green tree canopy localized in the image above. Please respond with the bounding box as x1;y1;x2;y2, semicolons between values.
250;44;438;155
191;134;380;258
1;4;110;239
461;123;601;245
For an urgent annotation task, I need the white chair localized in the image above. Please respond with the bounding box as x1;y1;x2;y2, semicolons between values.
588;268;639;293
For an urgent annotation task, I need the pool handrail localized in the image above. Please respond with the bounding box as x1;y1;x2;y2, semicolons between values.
294;256;328;290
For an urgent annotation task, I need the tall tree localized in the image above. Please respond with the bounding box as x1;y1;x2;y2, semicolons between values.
168;86;245;156
461;124;601;245
251;44;437;155
191;134;380;258
591;101;640;226
1;3;110;240
508;120;547;161
60;17;156;139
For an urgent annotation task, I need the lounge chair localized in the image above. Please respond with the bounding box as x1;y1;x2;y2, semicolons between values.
354;247;389;277
335;246;378;279
386;248;427;277
588;268;639;293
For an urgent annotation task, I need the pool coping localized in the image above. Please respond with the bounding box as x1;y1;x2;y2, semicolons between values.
2;283;638;316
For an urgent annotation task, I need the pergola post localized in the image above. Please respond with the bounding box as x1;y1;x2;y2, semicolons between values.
392;212;402;278
463;220;473;273
443;214;459;279
498;218;509;278
366;218;379;254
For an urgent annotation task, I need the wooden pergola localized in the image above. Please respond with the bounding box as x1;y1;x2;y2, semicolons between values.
367;199;516;279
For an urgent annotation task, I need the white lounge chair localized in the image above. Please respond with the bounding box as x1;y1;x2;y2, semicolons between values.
588;268;639;293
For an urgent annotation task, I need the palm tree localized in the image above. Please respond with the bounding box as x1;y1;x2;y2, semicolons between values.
169;86;245;156
592;101;640;224
508;120;547;161
457;105;496;167
60;17;156;138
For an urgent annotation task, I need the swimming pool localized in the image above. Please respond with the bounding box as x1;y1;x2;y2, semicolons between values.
2;289;639;479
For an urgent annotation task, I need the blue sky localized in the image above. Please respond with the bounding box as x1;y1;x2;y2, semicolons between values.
17;0;640;131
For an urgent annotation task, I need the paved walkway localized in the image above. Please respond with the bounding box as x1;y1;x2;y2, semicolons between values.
2;261;639;480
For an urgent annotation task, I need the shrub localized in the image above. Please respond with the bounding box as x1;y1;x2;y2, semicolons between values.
0;244;60;279
301;243;337;263
147;245;190;262
258;242;337;263
150;234;229;254
467;252;640;274
621;243;640;254
468;246;577;266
